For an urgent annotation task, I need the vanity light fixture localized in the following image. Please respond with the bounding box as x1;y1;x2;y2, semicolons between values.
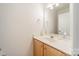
47;3;54;10
47;3;59;10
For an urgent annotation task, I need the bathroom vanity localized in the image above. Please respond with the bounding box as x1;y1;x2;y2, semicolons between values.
33;4;72;56
33;34;72;56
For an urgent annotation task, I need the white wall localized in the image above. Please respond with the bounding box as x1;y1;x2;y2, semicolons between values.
70;3;79;55
0;3;43;56
70;4;74;55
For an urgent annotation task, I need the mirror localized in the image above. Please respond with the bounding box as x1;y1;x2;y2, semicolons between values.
57;4;70;36
43;3;70;36
58;11;70;35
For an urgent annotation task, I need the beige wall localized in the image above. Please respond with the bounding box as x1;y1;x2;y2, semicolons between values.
0;3;43;56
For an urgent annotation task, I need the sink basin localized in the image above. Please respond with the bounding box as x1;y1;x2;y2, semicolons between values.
41;36;53;39
41;35;56;42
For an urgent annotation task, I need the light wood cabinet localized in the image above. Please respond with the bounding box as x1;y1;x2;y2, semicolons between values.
33;38;69;56
33;38;44;56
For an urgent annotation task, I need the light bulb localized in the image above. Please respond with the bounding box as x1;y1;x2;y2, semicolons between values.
55;3;59;7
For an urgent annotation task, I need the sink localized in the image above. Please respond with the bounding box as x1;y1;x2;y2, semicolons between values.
41;35;56;42
41;35;53;39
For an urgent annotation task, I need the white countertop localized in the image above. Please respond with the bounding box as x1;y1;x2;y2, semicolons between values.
33;34;73;55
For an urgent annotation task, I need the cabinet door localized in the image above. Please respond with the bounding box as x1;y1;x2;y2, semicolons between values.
44;44;66;56
33;39;44;56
